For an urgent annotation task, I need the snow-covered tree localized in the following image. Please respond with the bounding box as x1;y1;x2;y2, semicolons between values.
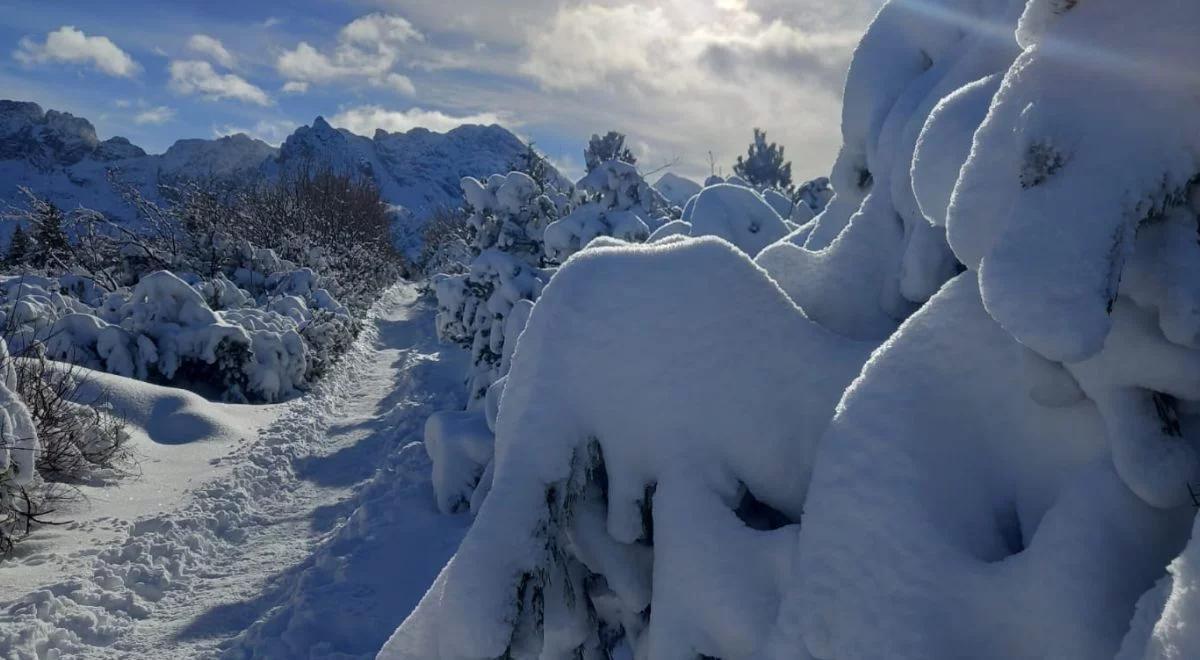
28;200;71;271
435;172;563;404
386;1;1061;658
510;143;555;190
584;131;636;173
5;227;30;269
543;160;667;264
733;128;793;193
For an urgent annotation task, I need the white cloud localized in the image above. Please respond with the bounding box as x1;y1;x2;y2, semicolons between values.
378;73;416;95
277;13;421;95
340;13;422;46
355;0;882;180
169;60;271;106
507;1;872;180
187;34;236;68
133;105;175;125
281;80;309;94
521;4;859;94
14;26;140;77
213;119;298;146
330;105;504;136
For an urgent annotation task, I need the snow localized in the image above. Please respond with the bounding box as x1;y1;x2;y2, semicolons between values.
8;2;1200;659
0;338;38;487
1119;515;1200;660
0;284;470;658
384;237;873;660
652;172;701;208
687;184;789;257
948;0;1200;363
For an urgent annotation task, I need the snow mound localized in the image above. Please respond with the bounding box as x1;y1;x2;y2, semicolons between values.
652;172;701;208
687;184;789;257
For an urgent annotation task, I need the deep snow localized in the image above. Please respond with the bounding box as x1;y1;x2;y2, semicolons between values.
0;283;470;659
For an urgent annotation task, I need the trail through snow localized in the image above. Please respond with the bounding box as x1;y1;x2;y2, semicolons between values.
0;283;471;659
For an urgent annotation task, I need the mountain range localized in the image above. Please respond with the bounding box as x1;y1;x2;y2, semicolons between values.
0;100;537;228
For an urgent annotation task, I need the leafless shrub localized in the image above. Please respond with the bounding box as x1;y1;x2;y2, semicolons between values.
0;346;132;557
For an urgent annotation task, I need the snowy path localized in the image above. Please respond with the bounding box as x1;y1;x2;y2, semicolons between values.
0;283;470;659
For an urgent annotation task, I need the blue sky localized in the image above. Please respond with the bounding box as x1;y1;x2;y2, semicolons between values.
1;0;882;180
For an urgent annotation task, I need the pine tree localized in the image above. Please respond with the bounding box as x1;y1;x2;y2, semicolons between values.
584;131;637;173
5;226;30;269
734;128;794;193
29;201;71;270
511;143;552;189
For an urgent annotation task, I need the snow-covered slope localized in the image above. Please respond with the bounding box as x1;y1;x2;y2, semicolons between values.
0;100;539;229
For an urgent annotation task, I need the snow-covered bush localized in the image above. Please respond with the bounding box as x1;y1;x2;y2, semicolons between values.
434;172;563;404
1;168;381;402
388;238;873;659
391;0;1142;658
543;160;666;264
0;270;351;403
794;175;834;219
686;183;790;257
0;336;39;554
394;1;1200;658
413;207;472;280
13;352;130;485
584;131;636;173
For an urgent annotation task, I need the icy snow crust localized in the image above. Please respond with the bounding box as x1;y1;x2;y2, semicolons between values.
389;0;1200;658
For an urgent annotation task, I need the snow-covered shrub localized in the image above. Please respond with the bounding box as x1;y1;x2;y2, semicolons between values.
779;2;1200;660
0;271;342;403
13;352;130;485
794;175;834;219
388;238;874;659
753;0;1020;340
434;172;563;404
413;206;473;280
584;131;636;173
2;168;378;402
392;0;1078;658
0;336;39;554
543;160;666;264
686;183;790;257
